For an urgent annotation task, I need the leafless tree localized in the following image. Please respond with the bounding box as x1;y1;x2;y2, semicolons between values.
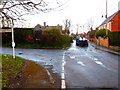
63;19;71;34
86;18;94;31
0;0;64;27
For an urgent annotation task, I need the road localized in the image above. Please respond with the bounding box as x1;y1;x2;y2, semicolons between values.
2;40;119;89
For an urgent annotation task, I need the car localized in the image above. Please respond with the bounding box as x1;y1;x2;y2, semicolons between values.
76;36;88;46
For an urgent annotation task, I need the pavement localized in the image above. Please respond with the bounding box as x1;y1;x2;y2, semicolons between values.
90;42;120;55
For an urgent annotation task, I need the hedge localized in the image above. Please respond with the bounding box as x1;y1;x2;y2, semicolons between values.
2;32;12;43
109;31;120;46
95;29;110;39
38;28;71;46
2;27;71;47
14;28;34;43
2;28;34;44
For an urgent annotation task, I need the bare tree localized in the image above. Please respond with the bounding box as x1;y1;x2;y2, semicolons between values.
0;0;64;27
86;18;94;31
63;19;71;34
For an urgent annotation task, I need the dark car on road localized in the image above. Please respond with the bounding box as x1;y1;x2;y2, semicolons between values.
76;36;88;46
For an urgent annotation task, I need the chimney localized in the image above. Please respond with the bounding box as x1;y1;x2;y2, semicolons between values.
44;22;46;26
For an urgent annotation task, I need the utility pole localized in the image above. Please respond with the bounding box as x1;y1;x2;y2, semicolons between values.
83;25;84;33
106;0;108;35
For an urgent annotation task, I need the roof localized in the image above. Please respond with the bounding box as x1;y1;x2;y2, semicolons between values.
34;24;43;30
98;10;119;28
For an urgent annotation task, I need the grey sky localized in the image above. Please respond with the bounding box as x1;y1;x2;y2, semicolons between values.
15;0;120;33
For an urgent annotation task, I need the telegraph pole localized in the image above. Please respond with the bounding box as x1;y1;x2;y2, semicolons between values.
106;0;108;35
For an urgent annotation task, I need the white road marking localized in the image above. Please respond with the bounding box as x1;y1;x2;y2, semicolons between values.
61;80;66;89
77;61;85;66
61;73;65;79
62;62;66;67
95;61;103;65
62;66;65;72
69;56;75;59
94;58;98;61
61;51;66;89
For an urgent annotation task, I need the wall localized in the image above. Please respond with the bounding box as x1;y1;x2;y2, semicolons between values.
89;38;97;44
98;37;109;48
111;11;120;32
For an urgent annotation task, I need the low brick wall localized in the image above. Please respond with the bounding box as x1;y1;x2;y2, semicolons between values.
109;46;120;50
90;37;120;50
89;38;97;44
99;37;109;48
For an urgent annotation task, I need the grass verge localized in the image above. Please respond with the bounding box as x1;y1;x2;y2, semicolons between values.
2;54;59;88
2;54;24;88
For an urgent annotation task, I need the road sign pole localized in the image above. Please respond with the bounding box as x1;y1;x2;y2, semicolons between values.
11;25;15;59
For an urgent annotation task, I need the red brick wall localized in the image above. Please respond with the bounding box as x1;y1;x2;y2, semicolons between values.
111;11;120;31
89;38;97;44
99;37;109;48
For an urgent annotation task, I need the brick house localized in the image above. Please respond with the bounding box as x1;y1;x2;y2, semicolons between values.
34;22;62;32
98;10;120;32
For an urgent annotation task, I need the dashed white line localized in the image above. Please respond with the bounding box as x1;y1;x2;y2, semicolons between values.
61;51;66;89
61;80;66;89
62;67;65;72
61;73;65;79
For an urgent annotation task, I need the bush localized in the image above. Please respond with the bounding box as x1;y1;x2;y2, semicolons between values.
95;29;110;39
89;30;97;38
109;31;120;46
36;28;71;47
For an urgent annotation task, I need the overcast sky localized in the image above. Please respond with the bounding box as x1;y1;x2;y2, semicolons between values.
17;0;119;33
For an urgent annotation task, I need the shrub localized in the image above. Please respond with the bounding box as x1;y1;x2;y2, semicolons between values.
89;30;97;38
109;31;120;46
95;29;110;39
39;28;71;46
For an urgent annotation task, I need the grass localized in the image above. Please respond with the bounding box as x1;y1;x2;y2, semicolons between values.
2;54;24;88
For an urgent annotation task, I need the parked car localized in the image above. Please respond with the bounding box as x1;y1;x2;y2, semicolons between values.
76;36;88;46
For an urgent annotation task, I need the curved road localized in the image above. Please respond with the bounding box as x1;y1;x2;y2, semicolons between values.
2;40;119;89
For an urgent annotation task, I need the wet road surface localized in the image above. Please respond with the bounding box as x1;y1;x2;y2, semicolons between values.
2;40;119;88
65;41;118;88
